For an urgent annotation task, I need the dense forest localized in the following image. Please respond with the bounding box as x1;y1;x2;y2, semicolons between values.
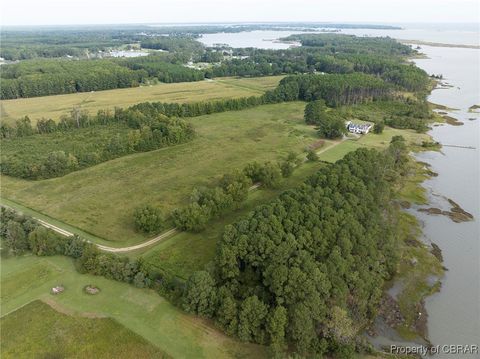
270;73;392;106
182;139;410;357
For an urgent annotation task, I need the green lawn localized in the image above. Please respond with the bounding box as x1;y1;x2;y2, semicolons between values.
318;126;430;163
1;76;284;125
1;300;169;359
0;254;265;359
2;102;316;245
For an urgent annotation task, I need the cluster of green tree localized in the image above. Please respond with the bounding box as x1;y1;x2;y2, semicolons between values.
1;110;195;179
0;208;153;288
268;73;392;107
130;95;267;118
284;33;412;56
140;36;204;55
172;171;252;232
117;55;205;83
182;139;410;357
0;28;129;60
1;59;148;99
304;99;347;139
347;98;433;133
172;155;301;232
134;205;165;234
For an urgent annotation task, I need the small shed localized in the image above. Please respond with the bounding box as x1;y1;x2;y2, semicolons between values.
51;285;65;294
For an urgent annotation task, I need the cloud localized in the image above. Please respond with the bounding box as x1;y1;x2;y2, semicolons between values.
1;0;478;26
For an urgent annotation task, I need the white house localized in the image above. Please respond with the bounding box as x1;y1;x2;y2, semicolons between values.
346;121;372;134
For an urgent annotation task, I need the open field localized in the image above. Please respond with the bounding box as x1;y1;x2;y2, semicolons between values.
1;300;169;359
0;254;265;358
1;102;316;245
0;76;284;125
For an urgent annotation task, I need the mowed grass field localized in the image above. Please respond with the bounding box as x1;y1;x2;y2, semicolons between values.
2;102;316;245
0;76;284;125
1;300;169;359
0;254;265;359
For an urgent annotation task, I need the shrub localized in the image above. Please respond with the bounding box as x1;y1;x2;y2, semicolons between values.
306;149;319;162
133;205;164;234
373;121;385;134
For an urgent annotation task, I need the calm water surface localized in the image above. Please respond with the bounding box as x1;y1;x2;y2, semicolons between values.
199;30;306;49
412;45;479;358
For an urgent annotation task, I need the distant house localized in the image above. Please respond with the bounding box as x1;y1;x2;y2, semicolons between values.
346;121;372;134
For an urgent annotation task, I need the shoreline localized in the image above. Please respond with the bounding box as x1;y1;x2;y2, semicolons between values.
399;39;480;50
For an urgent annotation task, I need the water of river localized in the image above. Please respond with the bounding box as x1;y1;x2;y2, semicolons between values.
198;23;479;49
339;23;479;46
199;30;306;49
198;26;480;357
412;45;480;358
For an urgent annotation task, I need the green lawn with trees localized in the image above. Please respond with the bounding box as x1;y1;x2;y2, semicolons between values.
1;102;317;245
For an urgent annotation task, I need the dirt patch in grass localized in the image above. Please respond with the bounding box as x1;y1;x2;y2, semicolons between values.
42;297;106;319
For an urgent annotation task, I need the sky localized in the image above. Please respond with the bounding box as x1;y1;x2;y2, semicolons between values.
1;0;479;26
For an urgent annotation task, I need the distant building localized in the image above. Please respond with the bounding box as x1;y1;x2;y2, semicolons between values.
346;121;372;134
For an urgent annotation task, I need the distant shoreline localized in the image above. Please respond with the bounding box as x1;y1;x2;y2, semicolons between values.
399;39;480;49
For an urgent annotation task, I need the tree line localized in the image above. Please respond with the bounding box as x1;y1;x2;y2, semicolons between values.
1;208;155;288
1;109;195;179
0;56;204;99
181;138;410;357
172;155;301;232
133;154;302;234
